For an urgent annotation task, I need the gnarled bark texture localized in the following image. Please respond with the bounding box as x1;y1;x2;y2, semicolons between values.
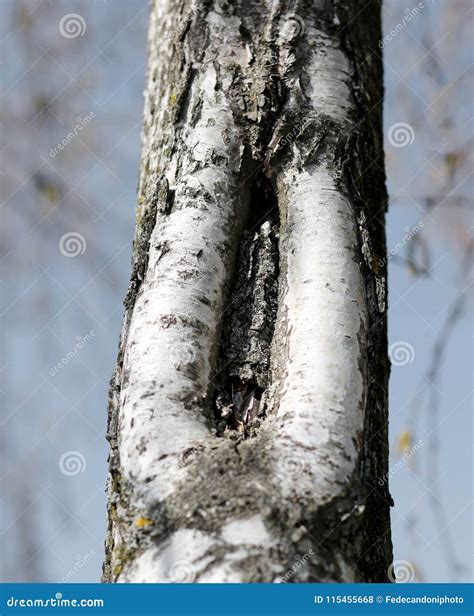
104;0;393;583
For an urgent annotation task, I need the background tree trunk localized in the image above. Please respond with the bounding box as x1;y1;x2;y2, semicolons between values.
104;0;393;583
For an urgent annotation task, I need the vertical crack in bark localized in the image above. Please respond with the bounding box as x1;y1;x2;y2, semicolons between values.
213;175;280;437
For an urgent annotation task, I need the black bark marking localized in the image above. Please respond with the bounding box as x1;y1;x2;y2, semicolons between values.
213;175;279;437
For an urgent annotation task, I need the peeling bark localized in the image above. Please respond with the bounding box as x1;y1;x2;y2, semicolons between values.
104;0;393;583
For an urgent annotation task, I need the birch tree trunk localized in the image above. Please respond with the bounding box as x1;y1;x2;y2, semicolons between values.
104;0;393;583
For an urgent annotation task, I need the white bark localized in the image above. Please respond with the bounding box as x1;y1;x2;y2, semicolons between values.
105;0;393;583
273;163;368;501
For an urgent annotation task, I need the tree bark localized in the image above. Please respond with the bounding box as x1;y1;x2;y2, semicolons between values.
104;0;393;583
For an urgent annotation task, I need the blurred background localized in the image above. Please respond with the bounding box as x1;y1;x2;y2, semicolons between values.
1;0;472;583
